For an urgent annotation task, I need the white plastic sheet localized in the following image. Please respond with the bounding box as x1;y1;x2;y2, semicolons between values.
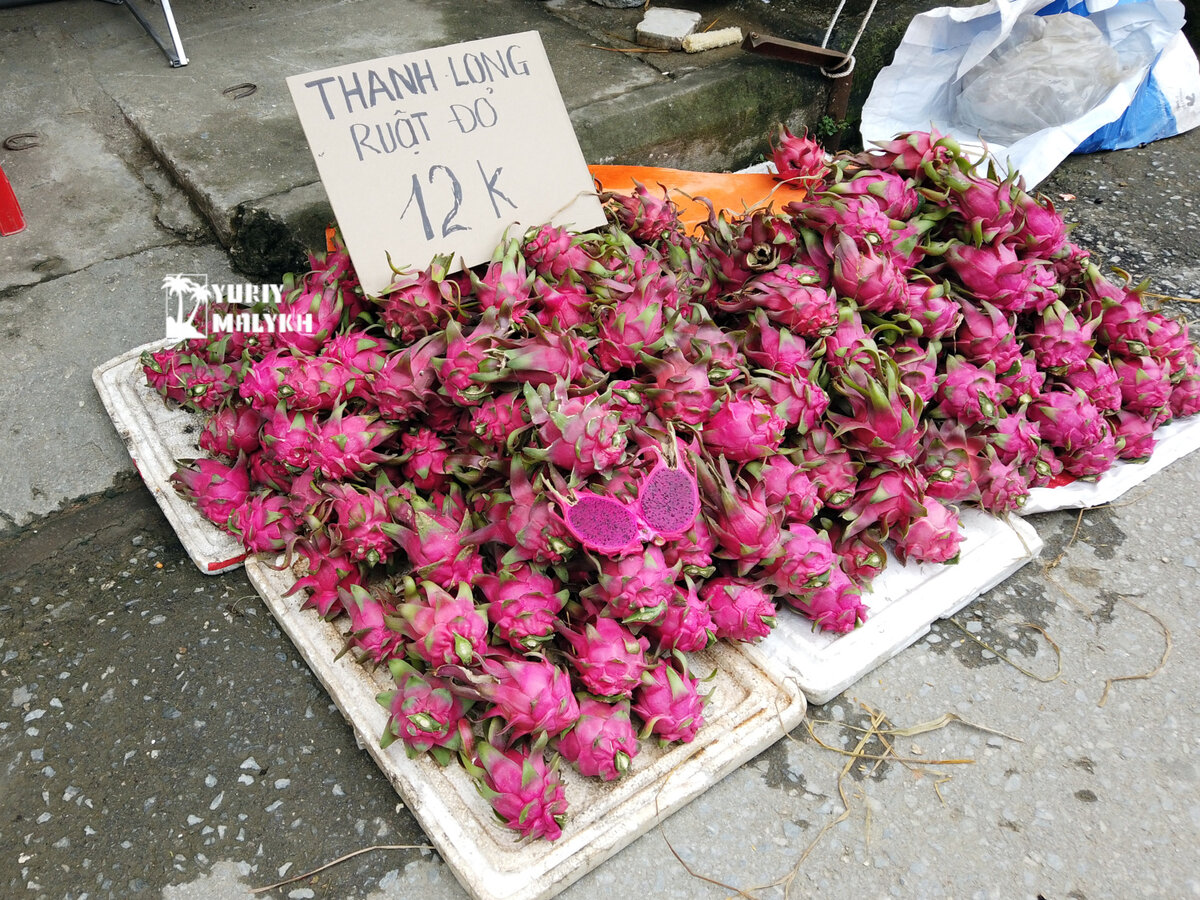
861;0;1196;186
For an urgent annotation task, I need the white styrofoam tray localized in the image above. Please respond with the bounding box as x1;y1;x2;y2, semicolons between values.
756;510;1043;705
93;341;247;574
245;558;804;900
1020;414;1200;514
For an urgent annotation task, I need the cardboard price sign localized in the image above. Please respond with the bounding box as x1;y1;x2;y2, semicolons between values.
287;31;606;296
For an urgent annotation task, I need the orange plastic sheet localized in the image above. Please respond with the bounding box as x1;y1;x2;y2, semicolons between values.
588;164;808;234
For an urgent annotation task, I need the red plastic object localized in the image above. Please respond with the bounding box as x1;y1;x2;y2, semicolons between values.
0;166;25;236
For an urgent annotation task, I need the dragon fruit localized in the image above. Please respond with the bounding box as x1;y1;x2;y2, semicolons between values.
943;172;1017;245
842;465;927;541
742;310;816;376
1111;354;1172;419
976;448;1033;512
476;564;567;652
892;497;961;565
632;658;706;745
766;525;837;596
468;741;568;841
378;253;459;342
830;232;907;314
795;426;859;508
476;656;580;740
341;583;405;663
827;358;926;467
943;241;1038;313
395;490;483;588
1024;300;1097;374
286;533;363;617
378;658;471;763
561;616;650;698
1029;388;1107;453
171;455;251;528
395;579;489;668
934;356;1007;426
645;350;720;426
699;458;784;574
469;236;536;321
470;390;531;450
863;128;964;178
323;481;402;565
826;168;920;219
901;279;963;340
769;125;829;186
199;404;263;461
398;427;452;492
524;382;627;477
646;579;715;654
279;355;355;410
701;393;786;462
532;281;593;330
309;405;396;481
604;179;683;244
556;699;639;782
758;455;821;525
784;565;867;634
731;264;838;336
1108;409;1157;461
583;547;680;624
593;271;673;372
699;576;777;643
522;223;594;282
953;300;1021;375
231;491;300;554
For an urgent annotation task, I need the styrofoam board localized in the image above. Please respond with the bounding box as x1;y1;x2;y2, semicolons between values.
751;509;1044;705
1021;414;1200;515
92;342;247;573
244;558;805;900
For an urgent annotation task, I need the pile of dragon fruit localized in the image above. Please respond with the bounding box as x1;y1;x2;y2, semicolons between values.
144;127;1200;841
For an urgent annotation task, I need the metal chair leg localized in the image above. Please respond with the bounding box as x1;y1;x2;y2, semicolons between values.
96;0;189;67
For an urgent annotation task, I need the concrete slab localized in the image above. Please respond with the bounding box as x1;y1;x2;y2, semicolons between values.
636;8;702;52
0;243;239;531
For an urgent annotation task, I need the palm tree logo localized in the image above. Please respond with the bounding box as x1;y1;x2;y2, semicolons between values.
163;274;211;340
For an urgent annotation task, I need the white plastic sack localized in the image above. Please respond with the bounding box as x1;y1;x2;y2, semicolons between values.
861;0;1198;187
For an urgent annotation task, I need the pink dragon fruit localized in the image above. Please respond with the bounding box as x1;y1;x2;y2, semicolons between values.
171;455;251;529
1009;189;1067;257
1143;312;1194;375
524;382;627;477
259;405;317;470
646;579;715;654
395;490;483;588
1059;420;1118;478
378;253;459;342
285;533;363;617
934;356;1007;426
436;315;505;408
1108;409;1157;461
561;616;650;698
701;393;786;462
829;524;888;583
892;497;961;565
632;658;706;745
470;390;531;450
274;275;346;356
1060;356;1121;413
593;272;673;372
795;426;859;508
231;491;300;554
827;359;926;467
1111;354;1172;418
556;699;639;782
943;241;1038;314
323;481;402;565
953;299;1021;375
469;236;536;320
769;125;829;186
398;428;452;492
199;405;263;461
826;167;920;219
988;410;1043;469
742;310;816;376
900;279;963;340
309;406;396;481
730;264;838;336
661;516;718;571
499;324;601;388
395;580;489;668
1170;359;1200;417
532;280;593;330
842;465;927;540
699;576;777;643
377;658;471;763
944;172;1017;245
1024;300;1097;374
475;563;567;652
766;525;837;596
918;421;981;504
830;232;907;314
750;370;832;432
604;180;684;244
340;583;405;664
476;656;580;740
976;448;1032;512
997;352;1047;406
820;306;878;372
583;547;680;624
522;223;595;281
758;455;821;526
784;565;867;634
645;350;720;426
698;457;784;574
368;332;443;422
280;355;355;411
468;741;568;841
321;330;394;378
1029;388;1107;453
142;346;196;405
863;128;964;179
471;459;571;565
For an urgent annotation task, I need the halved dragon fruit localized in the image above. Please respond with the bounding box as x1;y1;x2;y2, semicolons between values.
635;449;700;539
